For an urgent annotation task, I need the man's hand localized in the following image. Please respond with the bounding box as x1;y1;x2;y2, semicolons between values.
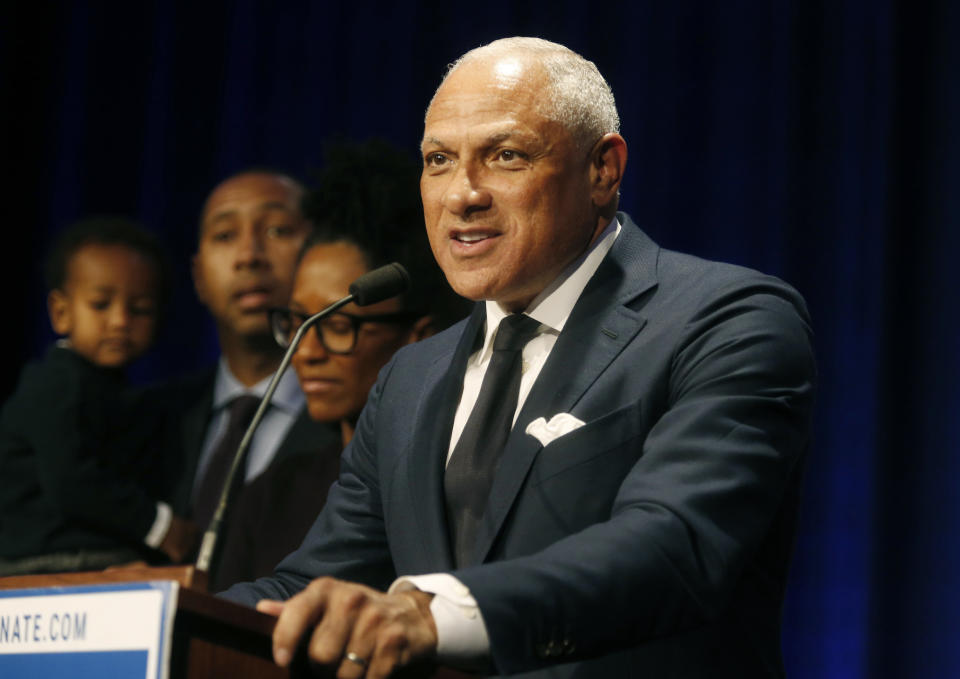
257;577;438;678
158;516;200;563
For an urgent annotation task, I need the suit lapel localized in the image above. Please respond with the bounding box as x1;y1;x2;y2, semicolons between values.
175;380;214;513
473;218;660;564
406;307;486;570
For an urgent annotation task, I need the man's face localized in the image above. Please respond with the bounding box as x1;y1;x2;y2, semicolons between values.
420;57;599;311
193;173;310;341
49;244;159;368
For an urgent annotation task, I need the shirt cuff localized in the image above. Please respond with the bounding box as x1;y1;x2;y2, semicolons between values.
389;573;490;666
144;502;172;549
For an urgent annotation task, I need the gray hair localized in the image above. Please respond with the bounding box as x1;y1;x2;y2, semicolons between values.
430;37;620;152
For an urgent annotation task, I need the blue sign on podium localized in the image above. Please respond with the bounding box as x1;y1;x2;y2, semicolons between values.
0;581;179;678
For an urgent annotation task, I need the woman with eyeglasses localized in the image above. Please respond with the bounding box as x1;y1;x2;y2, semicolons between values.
213;140;467;587
273;237;436;445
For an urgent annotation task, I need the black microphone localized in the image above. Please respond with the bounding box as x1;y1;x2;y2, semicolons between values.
349;262;410;306
195;263;410;580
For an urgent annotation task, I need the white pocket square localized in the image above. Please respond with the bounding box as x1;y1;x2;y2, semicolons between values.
525;413;586;447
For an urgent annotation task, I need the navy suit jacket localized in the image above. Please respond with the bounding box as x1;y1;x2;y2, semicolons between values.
225;215;816;678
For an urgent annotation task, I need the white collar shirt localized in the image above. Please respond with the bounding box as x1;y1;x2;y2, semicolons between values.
447;217;621;460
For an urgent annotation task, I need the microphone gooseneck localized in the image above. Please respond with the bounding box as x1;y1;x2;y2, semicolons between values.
194;263;411;580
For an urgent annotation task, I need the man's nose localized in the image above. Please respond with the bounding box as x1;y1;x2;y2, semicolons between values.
441;166;492;217
235;225;268;268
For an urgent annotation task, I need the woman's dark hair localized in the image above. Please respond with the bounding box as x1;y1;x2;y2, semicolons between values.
301;139;469;329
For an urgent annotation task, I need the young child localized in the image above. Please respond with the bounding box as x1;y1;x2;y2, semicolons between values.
0;217;198;575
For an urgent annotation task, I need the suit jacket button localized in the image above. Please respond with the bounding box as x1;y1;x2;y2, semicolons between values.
562;639;575;655
535;642;549;658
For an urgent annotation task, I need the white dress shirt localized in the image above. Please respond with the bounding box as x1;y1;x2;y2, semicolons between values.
391;218;621;663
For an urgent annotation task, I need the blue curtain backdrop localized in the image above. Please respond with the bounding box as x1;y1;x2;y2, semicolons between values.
4;1;957;677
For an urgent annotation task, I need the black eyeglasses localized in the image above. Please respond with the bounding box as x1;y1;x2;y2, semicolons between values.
269;307;421;354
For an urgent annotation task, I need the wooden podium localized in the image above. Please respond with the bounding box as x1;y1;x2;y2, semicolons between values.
0;565;288;678
0;566;471;679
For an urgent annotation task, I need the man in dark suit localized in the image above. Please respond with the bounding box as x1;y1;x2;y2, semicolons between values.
224;38;815;678
163;170;339;589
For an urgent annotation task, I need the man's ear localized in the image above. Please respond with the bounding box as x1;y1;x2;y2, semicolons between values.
405;315;437;344
48;289;72;336
589;133;628;214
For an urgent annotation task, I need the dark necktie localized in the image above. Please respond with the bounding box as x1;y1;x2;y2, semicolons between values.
444;313;542;567
191;394;261;531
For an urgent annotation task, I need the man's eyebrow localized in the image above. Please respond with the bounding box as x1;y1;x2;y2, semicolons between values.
421;130;526;153
204;210;237;225
483;131;527;147
421;136;443;152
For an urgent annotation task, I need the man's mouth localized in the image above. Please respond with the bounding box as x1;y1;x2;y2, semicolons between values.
450;230;500;248
233;285;274;310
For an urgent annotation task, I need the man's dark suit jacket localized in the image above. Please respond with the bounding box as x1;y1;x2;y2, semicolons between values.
214;439;341;590
156;368;339;589
225;215;816;678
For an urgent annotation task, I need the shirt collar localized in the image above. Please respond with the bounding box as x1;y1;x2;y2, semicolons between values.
212;356;305;415
478;217;621;361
